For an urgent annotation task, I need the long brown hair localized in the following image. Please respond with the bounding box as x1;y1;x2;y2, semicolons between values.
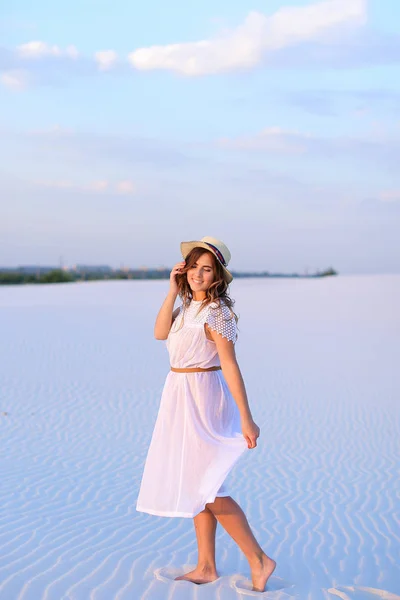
176;247;238;323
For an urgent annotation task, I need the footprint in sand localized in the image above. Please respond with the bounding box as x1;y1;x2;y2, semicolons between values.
155;566;295;597
155;565;219;586
231;573;296;598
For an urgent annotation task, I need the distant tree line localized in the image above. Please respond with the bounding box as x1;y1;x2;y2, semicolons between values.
0;266;338;285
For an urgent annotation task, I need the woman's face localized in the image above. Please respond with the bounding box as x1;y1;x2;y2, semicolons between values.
187;251;215;294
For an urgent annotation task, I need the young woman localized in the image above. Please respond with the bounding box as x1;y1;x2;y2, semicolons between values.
136;236;276;592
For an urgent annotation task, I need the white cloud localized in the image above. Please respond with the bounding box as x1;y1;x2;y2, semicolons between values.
217;126;400;175
17;41;78;59
115;180;136;194
29;124;74;136
128;0;366;75
34;179;136;195
94;50;118;71
85;180;109;192
35;179;75;190
218;127;310;153
0;69;30;90
379;190;400;202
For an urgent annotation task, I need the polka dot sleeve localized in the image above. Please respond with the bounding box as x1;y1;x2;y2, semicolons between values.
206;302;237;343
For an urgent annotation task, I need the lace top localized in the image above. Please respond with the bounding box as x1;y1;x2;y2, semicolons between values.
166;299;237;370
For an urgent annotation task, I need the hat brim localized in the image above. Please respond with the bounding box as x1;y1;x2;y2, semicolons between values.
180;241;233;284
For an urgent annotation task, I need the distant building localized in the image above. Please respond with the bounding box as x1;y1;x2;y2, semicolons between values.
74;265;113;274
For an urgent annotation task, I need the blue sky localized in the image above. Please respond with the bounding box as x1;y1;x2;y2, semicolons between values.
1;0;399;274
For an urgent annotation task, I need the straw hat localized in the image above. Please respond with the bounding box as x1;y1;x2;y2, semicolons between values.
180;236;233;284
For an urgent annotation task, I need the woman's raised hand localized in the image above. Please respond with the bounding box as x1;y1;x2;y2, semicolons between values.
169;261;186;295
241;417;260;449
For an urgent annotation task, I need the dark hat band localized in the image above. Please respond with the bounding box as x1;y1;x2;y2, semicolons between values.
204;242;227;267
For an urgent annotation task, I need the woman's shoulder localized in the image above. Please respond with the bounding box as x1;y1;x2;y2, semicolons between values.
206;297;237;341
207;297;236;322
209;297;233;311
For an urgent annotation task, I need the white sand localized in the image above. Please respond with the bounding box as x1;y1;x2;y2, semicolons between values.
0;275;399;600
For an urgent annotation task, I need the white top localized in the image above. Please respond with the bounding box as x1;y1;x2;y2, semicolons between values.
167;299;237;369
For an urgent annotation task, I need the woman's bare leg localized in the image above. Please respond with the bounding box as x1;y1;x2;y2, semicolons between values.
206;496;276;592
175;507;219;583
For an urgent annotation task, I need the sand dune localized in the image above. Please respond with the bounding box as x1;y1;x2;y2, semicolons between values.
0;276;399;599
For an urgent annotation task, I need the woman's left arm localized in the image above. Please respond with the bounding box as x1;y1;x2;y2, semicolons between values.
206;325;260;449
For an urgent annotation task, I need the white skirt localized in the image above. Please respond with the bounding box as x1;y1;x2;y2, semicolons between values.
136;371;248;518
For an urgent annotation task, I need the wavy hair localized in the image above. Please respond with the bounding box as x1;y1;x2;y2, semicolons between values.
174;247;238;329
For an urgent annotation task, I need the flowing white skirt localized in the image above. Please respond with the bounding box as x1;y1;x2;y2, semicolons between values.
136;370;248;518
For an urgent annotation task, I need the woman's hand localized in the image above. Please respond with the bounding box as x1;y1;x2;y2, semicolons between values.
241;416;260;449
169;261;186;295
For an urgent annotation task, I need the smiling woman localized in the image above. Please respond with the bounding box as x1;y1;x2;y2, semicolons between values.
176;244;233;307
184;249;216;293
136;236;276;592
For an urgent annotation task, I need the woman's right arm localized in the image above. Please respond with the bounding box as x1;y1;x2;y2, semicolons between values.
154;261;185;340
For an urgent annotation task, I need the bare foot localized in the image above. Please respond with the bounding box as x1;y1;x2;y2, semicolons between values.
250;553;276;592
175;566;218;584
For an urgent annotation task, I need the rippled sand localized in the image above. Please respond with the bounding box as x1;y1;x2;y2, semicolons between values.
0;275;399;599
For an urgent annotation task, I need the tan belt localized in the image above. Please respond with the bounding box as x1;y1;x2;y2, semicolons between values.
171;366;221;373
